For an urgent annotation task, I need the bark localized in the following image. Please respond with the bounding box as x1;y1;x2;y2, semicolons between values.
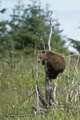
45;74;54;105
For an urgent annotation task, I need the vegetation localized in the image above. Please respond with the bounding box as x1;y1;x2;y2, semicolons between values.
0;0;80;120
68;38;80;53
0;0;69;59
0;55;80;120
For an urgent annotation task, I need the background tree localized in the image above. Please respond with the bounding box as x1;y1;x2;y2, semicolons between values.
51;20;68;54
68;38;80;53
0;2;8;58
0;0;68;59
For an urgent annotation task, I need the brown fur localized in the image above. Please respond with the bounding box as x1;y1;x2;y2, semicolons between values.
38;50;66;79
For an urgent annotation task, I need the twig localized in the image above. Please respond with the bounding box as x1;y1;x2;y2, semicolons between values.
64;54;79;57
64;81;78;91
32;106;48;112
58;74;73;80
39;68;45;76
67;56;71;102
20;91;36;104
3;114;28;117
32;53;40;113
38;68;73;80
37;86;48;107
36;32;45;50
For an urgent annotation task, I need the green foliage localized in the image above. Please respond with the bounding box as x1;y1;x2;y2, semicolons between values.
0;19;10;60
51;21;68;54
0;55;80;120
68;38;80;53
7;0;50;51
0;7;9;57
0;0;68;59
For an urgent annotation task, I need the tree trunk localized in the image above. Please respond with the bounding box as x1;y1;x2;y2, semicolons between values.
45;74;54;105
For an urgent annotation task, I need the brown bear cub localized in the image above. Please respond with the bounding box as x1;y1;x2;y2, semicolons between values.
38;50;66;79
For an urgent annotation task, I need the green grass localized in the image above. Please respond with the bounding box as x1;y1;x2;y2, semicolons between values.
0;56;80;120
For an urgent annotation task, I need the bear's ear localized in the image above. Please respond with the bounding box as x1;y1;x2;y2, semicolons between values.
39;50;45;53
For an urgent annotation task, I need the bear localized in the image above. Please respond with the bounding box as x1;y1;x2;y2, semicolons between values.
38;50;66;79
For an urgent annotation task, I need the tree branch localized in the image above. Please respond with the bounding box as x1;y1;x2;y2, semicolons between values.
48;11;53;50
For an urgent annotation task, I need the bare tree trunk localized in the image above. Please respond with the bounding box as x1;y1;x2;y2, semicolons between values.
45;12;55;105
45;74;54;105
48;11;53;50
36;12;54;106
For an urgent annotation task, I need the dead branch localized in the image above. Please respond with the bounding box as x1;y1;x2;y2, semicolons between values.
70;55;80;101
37;86;48;107
39;68;45;76
75;91;78;105
3;114;28;117
36;32;45;50
63;81;78;91
32;50;47;107
32;53;40;113
66;56;71;102
53;78;58;105
64;53;79;57
48;11;53;50
39;68;73;80
77;70;80;103
58;74;73;80
35;50;40;113
32;106;47;112
20;91;36;104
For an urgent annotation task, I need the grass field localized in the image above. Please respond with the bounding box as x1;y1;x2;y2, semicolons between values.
0;55;80;120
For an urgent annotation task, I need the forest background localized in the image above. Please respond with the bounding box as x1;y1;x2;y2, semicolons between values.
0;0;80;61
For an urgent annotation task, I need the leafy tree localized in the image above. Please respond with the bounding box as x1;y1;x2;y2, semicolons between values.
8;0;50;52
0;3;8;58
50;20;68;54
0;0;68;58
68;38;80;53
8;0;68;55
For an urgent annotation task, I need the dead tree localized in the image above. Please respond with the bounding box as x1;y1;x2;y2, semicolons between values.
37;12;56;106
45;12;56;105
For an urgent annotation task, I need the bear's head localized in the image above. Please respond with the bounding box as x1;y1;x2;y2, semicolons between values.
38;51;45;65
